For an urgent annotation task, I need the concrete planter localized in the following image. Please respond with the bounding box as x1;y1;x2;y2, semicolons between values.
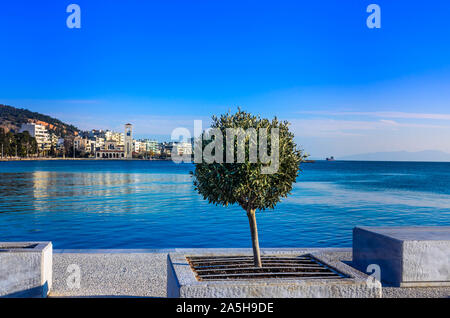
353;226;450;287
167;251;381;298
0;242;52;297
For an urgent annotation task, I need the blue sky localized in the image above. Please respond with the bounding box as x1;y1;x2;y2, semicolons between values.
1;0;450;158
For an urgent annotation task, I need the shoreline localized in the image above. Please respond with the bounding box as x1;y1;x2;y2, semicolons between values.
0;157;173;162
2;158;450;163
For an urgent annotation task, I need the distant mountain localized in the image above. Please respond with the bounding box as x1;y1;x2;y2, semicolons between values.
0;104;79;137
340;150;450;162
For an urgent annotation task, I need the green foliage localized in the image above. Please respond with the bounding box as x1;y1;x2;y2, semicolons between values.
0;128;38;157
0;104;79;137
191;109;307;212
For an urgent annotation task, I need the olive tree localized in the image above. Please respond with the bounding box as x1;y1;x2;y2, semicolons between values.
191;109;306;267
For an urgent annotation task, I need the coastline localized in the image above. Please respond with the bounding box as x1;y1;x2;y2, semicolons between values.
0;157;173;162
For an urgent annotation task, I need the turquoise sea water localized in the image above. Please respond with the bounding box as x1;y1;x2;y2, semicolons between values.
0;160;449;249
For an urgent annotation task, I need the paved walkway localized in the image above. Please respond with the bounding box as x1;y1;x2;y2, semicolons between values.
50;248;450;298
52;251;168;297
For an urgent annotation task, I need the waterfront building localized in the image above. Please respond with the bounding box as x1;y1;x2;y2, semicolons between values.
173;142;193;156
19;123;51;151
158;141;192;157
133;140;142;153
147;140;159;153
124;123;133;159
95;139;124;159
137;139;159;154
159;142;172;156
105;140;123;151
74;136;96;154
94;137;105;150
139;141;147;153
105;130;125;146
73;136;82;150
93;124;131;159
87;139;96;153
95;149;125;159
48;132;59;152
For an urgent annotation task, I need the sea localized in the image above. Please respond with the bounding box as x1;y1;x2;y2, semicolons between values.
0;160;449;249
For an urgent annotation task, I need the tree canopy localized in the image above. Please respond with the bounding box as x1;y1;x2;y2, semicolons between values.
191;109;306;212
0;128;38;157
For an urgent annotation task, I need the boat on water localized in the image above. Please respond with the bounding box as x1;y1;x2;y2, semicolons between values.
326;156;335;161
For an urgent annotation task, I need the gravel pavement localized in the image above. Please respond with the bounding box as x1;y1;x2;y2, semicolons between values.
50;249;450;298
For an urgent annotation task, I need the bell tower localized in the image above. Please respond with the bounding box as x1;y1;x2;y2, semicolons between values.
125;123;133;159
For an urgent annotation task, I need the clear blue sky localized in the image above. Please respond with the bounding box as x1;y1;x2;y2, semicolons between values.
1;1;450;158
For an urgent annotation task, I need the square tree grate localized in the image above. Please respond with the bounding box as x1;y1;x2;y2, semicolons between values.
187;255;348;281
0;243;38;250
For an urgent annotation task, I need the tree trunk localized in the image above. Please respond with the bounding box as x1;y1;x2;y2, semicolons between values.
246;209;262;267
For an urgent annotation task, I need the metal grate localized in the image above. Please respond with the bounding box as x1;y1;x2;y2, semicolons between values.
0;243;38;250
187;255;348;281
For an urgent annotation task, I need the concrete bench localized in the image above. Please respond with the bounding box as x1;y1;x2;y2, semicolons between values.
352;226;450;287
0;242;52;297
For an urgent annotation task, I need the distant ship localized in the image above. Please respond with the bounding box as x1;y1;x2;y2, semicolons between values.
326;156;335;161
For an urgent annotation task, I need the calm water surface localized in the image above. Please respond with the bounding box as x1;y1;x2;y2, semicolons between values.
0;160;449;248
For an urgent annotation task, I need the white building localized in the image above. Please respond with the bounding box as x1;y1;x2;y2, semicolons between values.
94;137;105;149
138;139;159;154
74;136;96;153
173;142;193;156
133;140;141;153
105;130;125;146
95;149;125;159
147;140;159;153
19;123;51;150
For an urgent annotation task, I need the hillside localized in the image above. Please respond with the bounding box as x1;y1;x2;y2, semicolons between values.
0;104;79;137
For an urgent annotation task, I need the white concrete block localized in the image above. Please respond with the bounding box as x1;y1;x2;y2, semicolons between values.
353;227;450;287
0;242;52;297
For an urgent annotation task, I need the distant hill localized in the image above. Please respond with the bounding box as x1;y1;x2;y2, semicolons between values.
0;104;79;137
340;150;450;162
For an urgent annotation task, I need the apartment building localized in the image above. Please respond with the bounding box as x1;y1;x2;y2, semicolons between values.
105;130;124;146
19;123;51;151
74;136;96;153
173;142;192;156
